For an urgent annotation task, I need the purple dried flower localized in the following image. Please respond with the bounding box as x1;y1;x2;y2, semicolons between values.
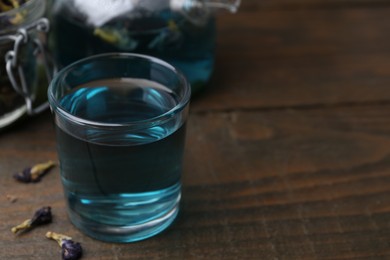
62;240;83;260
11;206;52;233
46;232;83;260
30;206;52;226
13;167;34;183
13;161;56;183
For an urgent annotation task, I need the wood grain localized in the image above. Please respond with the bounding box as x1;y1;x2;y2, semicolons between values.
193;2;390;111
1;104;390;259
238;0;390;10
2;0;390;259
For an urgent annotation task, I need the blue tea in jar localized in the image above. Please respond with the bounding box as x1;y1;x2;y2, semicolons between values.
51;0;219;93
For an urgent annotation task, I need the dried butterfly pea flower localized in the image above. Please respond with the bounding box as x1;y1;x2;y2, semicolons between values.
0;0;30;26
46;231;83;260
0;0;27;12
6;194;18;203
13;160;56;183
11;206;52;233
62;239;84;260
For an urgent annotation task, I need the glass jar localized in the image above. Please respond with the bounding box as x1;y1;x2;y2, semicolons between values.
50;0;240;94
0;0;53;129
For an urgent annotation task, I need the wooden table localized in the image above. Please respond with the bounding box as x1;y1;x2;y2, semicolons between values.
1;0;390;259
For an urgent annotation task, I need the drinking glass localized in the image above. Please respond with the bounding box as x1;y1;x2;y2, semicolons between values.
48;53;191;242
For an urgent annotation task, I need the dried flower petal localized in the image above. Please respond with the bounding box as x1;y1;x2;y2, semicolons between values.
13;161;56;183
46;231;72;246
11;206;52;233
62;240;83;260
0;0;29;26
46;231;83;260
11;219;31;234
13;167;33;183
6;194;18;203
30;206;52;226
0;0;25;12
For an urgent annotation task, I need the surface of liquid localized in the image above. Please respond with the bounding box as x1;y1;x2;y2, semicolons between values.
56;78;187;242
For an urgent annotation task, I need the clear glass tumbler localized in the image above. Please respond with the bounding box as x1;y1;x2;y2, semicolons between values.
48;53;191;242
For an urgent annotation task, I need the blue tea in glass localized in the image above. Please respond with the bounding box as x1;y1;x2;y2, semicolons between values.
50;0;240;93
48;53;191;242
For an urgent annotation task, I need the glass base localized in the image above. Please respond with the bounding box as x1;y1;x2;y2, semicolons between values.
67;196;180;243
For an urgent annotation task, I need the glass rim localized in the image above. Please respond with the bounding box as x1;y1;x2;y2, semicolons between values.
48;52;191;129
